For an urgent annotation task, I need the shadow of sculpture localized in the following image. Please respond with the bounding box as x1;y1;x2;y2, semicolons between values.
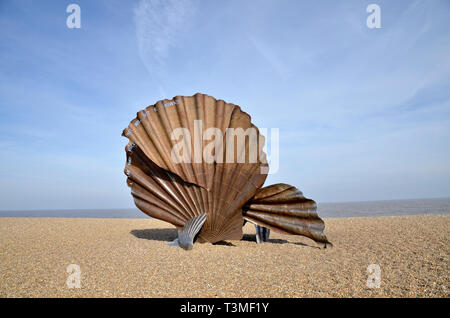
131;229;236;246
131;229;322;249
130;228;177;242
212;241;235;247
242;233;321;249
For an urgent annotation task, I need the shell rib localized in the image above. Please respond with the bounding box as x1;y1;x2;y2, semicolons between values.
243;183;332;246
123;93;268;243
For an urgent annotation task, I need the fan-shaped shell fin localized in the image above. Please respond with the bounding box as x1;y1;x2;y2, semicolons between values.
243;183;332;246
178;213;207;250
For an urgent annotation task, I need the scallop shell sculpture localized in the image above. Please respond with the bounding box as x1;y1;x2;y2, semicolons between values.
123;93;331;249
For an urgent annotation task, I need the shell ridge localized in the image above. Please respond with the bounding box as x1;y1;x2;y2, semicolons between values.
209;100;226;233
176;95;208;191
183;95;202;187
160;97;197;187
252;183;296;201
127;164;189;219
131;145;195;216
195;94;210;216
174;96;199;190
137;107;176;179
153;100;182;179
254;187;299;203
198;93;208;191
128;146;202;221
130;181;189;224
134;196;185;226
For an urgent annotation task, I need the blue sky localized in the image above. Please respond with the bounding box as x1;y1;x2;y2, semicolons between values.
0;0;449;210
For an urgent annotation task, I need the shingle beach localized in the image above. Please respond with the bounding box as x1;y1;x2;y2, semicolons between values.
0;215;448;297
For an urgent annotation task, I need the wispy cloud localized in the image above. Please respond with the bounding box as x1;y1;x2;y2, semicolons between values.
248;35;291;78
134;0;197;79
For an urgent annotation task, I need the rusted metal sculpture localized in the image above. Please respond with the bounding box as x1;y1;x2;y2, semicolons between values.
123;93;331;250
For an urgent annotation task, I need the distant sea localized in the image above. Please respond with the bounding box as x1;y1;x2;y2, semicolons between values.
318;197;450;218
0;198;449;219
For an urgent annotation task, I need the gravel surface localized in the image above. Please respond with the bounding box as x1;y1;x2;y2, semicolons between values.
0;215;448;297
